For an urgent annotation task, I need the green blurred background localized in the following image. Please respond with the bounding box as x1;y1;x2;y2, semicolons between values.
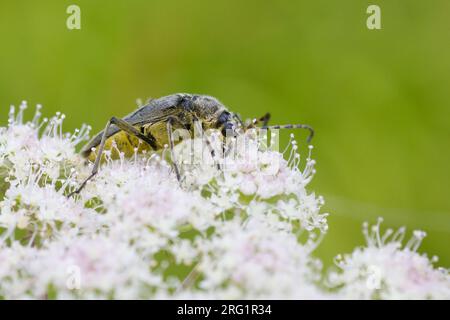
0;0;449;267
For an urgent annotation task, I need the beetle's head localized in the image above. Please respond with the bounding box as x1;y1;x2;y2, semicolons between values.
215;110;241;138
179;94;240;137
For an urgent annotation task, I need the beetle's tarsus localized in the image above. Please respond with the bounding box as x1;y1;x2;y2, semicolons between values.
67;172;97;198
166;116;182;183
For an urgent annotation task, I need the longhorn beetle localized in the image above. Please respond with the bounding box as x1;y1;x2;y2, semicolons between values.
67;93;314;197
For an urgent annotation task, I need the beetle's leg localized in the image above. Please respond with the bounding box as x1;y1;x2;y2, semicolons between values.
166;116;182;182
261;123;314;143
232;113;245;129
68;119;111;197
192;116;221;170
111;117;158;149
260;113;271;127
221;113;271;159
68;117;157;197
247;112;271;129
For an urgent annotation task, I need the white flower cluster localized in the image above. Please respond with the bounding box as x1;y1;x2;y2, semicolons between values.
0;102;448;299
328;218;450;299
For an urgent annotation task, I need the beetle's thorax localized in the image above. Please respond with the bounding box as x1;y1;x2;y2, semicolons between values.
178;94;229;130
179;94;222;117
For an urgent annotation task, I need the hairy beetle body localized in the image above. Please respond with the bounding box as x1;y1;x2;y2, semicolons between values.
82;93;230;161
68;93;313;197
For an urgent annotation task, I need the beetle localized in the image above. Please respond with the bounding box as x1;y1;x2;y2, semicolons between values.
68;93;314;197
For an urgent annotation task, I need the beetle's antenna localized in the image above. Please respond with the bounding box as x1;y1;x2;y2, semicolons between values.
261;124;314;143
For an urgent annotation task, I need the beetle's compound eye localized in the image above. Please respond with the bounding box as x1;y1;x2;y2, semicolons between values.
217;111;231;127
